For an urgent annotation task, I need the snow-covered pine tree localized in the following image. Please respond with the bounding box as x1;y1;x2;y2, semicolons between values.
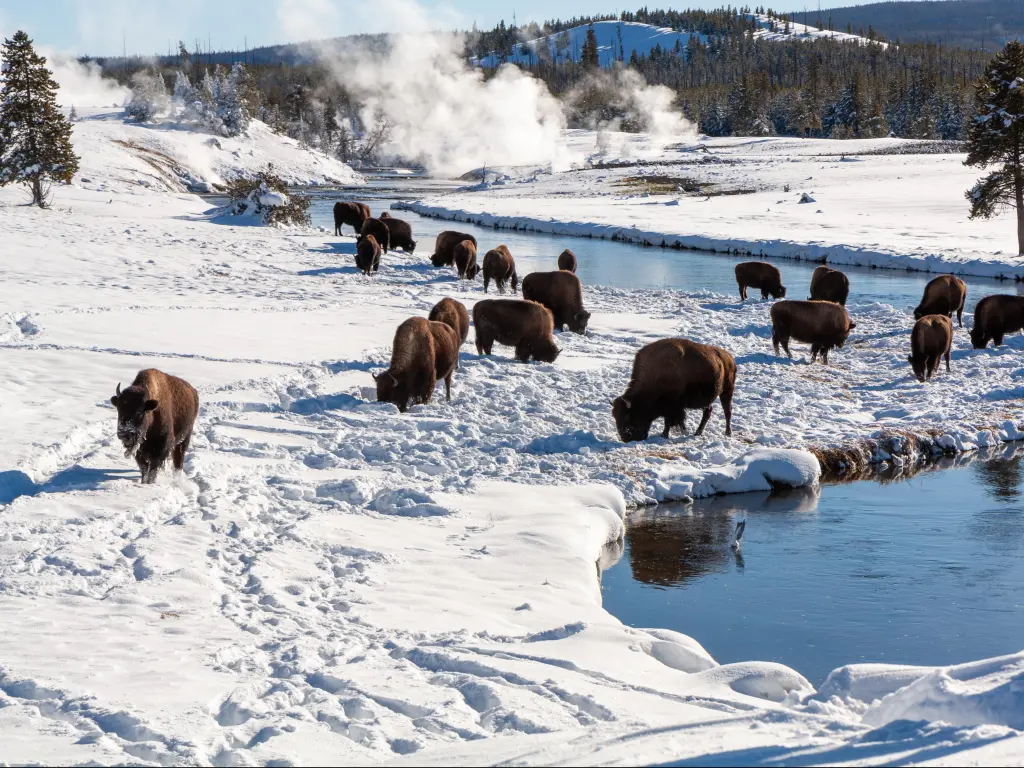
68;104;78;122
216;63;251;137
0;31;79;207
125;68;168;122
965;41;1024;254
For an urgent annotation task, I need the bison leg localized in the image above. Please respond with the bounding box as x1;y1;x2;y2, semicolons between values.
810;344;820;364
483;274;490;293
135;454;150;483
995;333;1005;347
945;347;951;372
695;406;714;436
173;431;192;472
444;373;452;402
738;283;747;301
720;385;734;437
761;288;769;299
515;343;532;363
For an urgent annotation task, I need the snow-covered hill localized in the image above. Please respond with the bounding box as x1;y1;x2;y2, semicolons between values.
748;12;889;47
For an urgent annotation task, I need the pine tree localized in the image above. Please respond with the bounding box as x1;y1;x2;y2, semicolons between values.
965;41;1024;254
0;31;79;207
582;24;600;70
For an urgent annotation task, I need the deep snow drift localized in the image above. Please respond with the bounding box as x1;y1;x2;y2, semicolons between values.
0;113;1022;764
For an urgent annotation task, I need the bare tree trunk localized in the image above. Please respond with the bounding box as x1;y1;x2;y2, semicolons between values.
1017;172;1024;256
32;176;43;208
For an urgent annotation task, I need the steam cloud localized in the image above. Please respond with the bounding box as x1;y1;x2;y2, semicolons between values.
48;54;130;109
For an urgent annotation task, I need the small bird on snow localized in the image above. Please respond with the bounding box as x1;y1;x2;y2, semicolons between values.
730;519;746;550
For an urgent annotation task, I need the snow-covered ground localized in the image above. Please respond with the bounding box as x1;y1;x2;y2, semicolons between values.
402;131;1024;280
1;108;1023;764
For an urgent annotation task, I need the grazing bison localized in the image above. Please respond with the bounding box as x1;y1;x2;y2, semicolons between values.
770;300;856;364
359;217;391;254
909;314;952;382
333;201;370;236
473;299;560;363
454;239;480;280
432;231;477;267
374;317;460;412
914;274;966;327
612;338;736;442
482;245;518;293
356;234;381;275
429;297;470;346
378;212;416;253
521;270;591;334
736;261;787;300
808;265;850;305
970;294;1024;349
110;368;199;484
558;249;578;273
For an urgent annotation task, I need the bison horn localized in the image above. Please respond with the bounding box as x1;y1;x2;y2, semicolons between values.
371;372;379;381
116;382;121;396
621;397;632;409
387;372;398;385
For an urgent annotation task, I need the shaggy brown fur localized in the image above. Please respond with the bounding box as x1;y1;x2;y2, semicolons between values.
808;265;850;305
333;201;370;236
558;249;578;273
770;300;856;364
473;299;560;363
374;317;460;412
970;294;1024;349
110;368;199;484
378;212;416;253
454;239;480;280
355;234;381;275
432;231;477;267
521;270;591;334
735;261;787;300
359;217;391;253
482;245;518;293
612;338;736;442
429;297;470;346
909;314;952;382
914;274;966;327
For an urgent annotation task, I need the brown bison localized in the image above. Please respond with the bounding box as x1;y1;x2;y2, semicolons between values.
378;212;416;253
736;261;787;300
521;271;591;334
770;300;856;364
359;217;391;254
558;249;578;273
356;234;381;275
909;314;952;382
333;201;370;236
110;368;199;484
432;231;477;267
473;299;560;363
482;245;518;293
914;274;966;327
970;294;1024;349
429;297;470;346
808;265;850;305
454;239;480;280
612;338;736;442
374;317;460;412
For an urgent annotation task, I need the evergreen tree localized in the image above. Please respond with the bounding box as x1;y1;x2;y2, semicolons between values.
965;41;1024;254
582;24;600;69
0;31;79;207
125;68;168;122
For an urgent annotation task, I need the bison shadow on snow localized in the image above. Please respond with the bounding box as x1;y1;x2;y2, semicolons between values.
0;466;140;505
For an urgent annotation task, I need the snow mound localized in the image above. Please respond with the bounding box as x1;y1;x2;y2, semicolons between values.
367;488;453;517
696;661;815;703
642;628;718;673
654;448;820;502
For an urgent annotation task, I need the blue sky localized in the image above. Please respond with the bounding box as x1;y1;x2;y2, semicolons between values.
1;0;867;56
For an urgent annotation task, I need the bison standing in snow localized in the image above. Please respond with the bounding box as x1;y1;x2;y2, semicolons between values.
355;234;381;275
482;245;518;293
909;314;952;382
473;299;560;363
378;212;416;253
429;297;470;346
612;338;736;442
454;239;479;280
110;368;199;484
432;231;477;267
970;294;1024;349
333;201;370;236
521;270;591;334
557;249;578;273
359;217;391;254
914;274;966;327
374;317;460;412
735;261;786;300
770;300;856;364
808;266;850;305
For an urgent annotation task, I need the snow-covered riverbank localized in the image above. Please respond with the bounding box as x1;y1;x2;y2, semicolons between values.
1;114;1022;764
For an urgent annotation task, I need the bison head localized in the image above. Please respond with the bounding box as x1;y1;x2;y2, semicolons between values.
970;326;988;349
110;382;158;456
373;370;409;413
408;240;417;254
907;353;929;382
771;285;787;299
568;310;591;335
912;306;926;321
612;396;651;443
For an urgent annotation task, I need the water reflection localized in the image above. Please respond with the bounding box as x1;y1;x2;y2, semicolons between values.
973;445;1023;502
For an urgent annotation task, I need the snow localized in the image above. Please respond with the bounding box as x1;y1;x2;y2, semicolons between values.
747;13;889;48
0;118;1021;764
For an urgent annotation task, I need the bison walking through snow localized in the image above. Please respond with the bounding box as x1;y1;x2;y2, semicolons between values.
473;299;560;363
770;300;856;364
909;314;953;382
454;239;479;280
374;317;460;412
333;201;370;236
970;294;1024;349
482;245;518;293
914;274;966;327
378;212;416;253
735;261;786;300
355;234;381;275
521;270;591;334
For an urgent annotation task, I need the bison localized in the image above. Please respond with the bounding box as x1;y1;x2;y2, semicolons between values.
970;294;1024;349
612;338;736;442
558;249;578;273
770;300;856;364
429;297;470;346
808;265;850;305
473;299;560;363
482;245;518;293
736;261;786;300
914;274;966;327
521;270;591;334
432;231;477;267
355;234;381;275
359;217;391;254
909;314;952;382
454;239;479;280
374;317;460;412
378;212;416;253
333;201;370;236
110;368;199;484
